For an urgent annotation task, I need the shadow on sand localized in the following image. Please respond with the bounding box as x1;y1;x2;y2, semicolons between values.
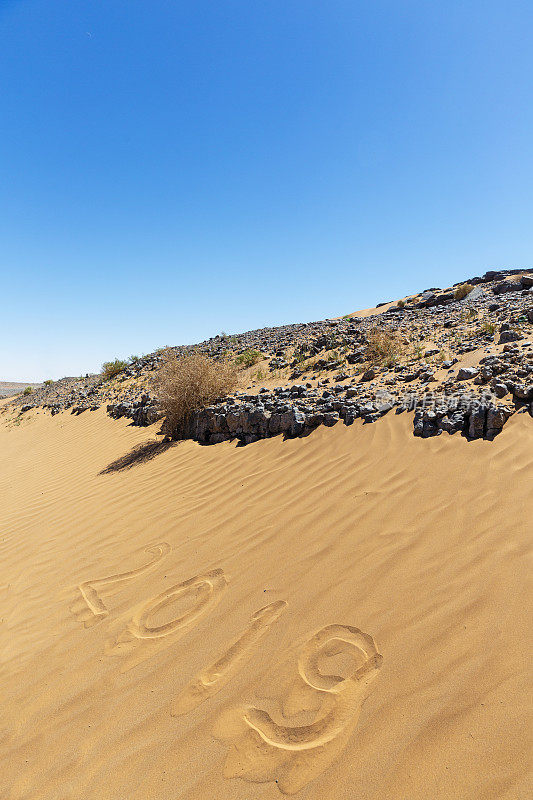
99;439;177;475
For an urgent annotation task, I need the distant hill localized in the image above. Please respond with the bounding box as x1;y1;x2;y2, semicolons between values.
0;381;42;398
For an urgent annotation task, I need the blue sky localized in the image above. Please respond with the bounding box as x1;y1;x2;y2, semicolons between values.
1;1;532;381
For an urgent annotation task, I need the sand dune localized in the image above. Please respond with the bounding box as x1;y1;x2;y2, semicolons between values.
1;407;531;799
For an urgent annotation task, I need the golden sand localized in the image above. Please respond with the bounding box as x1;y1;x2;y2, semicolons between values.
0;407;531;798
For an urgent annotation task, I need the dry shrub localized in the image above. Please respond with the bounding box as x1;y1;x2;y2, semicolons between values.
454;283;474;300
156;352;238;436
366;327;404;367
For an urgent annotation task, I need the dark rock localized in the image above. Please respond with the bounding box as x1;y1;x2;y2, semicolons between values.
467;407;486;439
492;382;509;399
361;368;376;381
499;330;522;344
486;406;511;439
456;367;479;381
493;279;521;295
512;384;533;401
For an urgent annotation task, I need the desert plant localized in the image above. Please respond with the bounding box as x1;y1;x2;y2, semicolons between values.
101;359;127;380
397;299;406;308
292;351;309;365
23;386;32;396
234;349;262;368
454;283;474;300
366;328;404;367
410;342;424;361
43;379;53;386
156;352;238;437
479;319;497;335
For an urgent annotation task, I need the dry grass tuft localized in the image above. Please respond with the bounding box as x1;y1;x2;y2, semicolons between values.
366;327;404;367
479;318;497;335
454;283;474;300
155;351;238;437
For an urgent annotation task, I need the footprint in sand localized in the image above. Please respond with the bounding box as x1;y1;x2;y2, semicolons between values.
69;542;171;627
171;600;287;716
213;624;382;795
110;568;229;670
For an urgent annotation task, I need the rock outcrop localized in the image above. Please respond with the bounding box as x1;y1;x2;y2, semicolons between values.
9;267;533;444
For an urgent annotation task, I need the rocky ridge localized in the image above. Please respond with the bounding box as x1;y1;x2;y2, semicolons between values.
8;268;533;443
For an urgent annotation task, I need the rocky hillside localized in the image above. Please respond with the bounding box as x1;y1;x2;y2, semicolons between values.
6;268;533;442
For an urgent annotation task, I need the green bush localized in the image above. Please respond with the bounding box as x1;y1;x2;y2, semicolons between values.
43;379;53;386
23;386;32;396
101;359;127;380
292;351;309;365
234;349;262;369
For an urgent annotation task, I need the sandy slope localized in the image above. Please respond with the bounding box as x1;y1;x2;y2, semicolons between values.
0;408;531;800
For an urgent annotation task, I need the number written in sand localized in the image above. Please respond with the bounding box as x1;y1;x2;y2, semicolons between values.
69;555;381;794
214;624;383;795
171;600;288;716
70;543;171;627
115;568;228;645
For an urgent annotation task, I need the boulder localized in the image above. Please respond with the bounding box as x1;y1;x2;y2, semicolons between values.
485;406;511;439
493;279;521;295
438;412;465;435
456;366;479;381
361;368;376;381
499;330;522;344
512;384;533;401
492;382;509;399
467;407;486;439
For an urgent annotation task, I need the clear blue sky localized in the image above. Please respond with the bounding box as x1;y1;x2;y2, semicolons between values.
1;1;532;381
